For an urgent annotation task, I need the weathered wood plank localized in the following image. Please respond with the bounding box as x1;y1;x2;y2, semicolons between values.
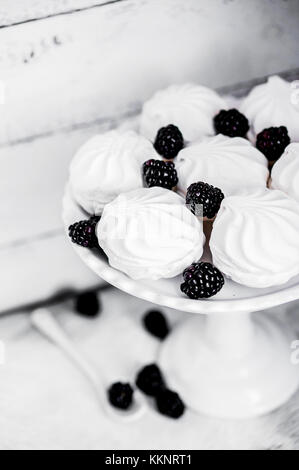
0;112;111;311
0;233;102;312
0;0;125;27
0;0;298;146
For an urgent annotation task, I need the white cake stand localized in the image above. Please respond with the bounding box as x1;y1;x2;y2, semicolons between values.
63;187;299;419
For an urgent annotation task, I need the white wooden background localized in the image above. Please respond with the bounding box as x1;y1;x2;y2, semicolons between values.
1;0;299;312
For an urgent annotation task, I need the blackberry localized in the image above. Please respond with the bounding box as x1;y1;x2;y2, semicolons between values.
143;310;169;340
186;182;224;219
154;124;184;159
136;364;166;397
256;126;291;161
108;382;134;410
181;262;225;299
143;159;178;190
75;290;101;318
155;389;185;419
68;216;100;248
214;108;249;138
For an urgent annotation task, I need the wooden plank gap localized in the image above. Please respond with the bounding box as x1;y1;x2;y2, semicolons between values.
218;67;299;97
0;228;64;252
0;105;141;150
0;0;130;30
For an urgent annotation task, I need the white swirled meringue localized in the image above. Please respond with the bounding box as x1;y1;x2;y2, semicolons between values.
240;76;299;141
70;130;159;215
271;143;299;203
176;135;269;197
140;84;227;143
210;189;299;288
97;187;205;280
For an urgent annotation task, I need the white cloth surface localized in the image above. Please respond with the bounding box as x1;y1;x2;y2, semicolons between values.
0;289;299;450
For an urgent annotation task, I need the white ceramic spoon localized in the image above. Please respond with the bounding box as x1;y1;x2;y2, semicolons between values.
30;308;147;422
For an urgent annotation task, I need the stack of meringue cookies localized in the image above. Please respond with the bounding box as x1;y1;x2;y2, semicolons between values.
69;75;299;300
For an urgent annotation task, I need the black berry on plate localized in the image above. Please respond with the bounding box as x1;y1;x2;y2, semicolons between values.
154;124;184;159
108;382;134;410
214;109;249;138
143;310;169;340
186;182;224;219
68;216;100;248
181;262;225;299
136;364;166;397
256;126;291;161
155;389;185;419
75;290;101;317
143;159;178;190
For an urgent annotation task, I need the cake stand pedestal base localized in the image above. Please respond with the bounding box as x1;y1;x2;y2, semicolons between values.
159;311;299;419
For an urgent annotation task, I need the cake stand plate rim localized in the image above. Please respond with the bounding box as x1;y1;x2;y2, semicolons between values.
63;185;299;315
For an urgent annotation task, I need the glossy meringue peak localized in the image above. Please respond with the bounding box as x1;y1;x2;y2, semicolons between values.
210;189;299;288
140;83;227;143
271;143;299;203
176;134;269;197
240;75;299;141
97;187;205;280
70;130;159;215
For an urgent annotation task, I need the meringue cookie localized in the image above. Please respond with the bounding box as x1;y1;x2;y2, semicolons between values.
210;189;299;288
140;84;227;143
176;134;269;197
271;143;299;203
70;130;158;215
97;187;205;280
240;76;299;141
